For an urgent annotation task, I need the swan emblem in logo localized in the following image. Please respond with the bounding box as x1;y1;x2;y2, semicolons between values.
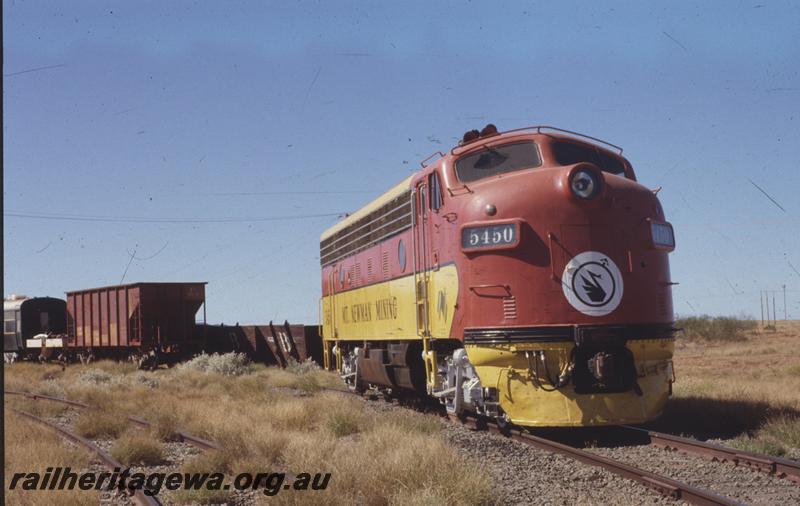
561;251;623;316
437;289;447;322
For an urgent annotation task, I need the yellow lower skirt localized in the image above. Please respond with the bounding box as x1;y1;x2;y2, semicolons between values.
466;338;674;427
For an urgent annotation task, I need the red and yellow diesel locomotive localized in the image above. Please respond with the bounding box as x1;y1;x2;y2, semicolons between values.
320;125;676;426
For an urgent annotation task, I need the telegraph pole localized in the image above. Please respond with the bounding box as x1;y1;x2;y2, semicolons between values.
784;285;787;320
773;292;777;326
760;290;765;326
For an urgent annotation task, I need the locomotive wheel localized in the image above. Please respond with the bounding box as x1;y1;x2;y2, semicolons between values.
495;411;513;436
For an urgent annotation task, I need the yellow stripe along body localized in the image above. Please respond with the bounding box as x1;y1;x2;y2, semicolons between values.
322;264;673;426
322;264;459;342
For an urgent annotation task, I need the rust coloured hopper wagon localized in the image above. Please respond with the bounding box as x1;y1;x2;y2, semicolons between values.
65;282;207;362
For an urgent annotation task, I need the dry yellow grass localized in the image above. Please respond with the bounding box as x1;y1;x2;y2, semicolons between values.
110;431;166;465
673;320;800;407
8;324;796;504
270;422;493;506
172;450;239;504
4;410;97;506
659;320;800;455
73;409;129;439
4;357;495;505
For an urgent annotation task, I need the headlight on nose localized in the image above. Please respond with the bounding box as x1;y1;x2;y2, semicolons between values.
570;167;601;199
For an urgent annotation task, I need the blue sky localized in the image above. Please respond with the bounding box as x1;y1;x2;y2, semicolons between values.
4;1;800;324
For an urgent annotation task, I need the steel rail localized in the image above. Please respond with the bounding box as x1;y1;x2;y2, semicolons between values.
5;390;90;408
5;389;296;480
623;425;800;484
10;407;163;506
320;387;742;504
4;390;220;451
450;416;743;506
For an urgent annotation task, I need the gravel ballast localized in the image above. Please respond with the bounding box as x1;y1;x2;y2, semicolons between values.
365;398;800;505
588;444;800;506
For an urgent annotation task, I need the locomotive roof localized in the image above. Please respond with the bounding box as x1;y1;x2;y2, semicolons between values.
319;126;628;243
320;174;414;241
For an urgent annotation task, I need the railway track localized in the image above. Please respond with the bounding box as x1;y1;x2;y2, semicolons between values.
451;415;743;506
8;386;798;505
7;388;310;493
623;425;800;484
323;386;799;505
10;407;163;506
5;389;227;504
4;390;220;451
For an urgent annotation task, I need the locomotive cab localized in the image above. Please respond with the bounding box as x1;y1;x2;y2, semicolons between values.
436;127;676;426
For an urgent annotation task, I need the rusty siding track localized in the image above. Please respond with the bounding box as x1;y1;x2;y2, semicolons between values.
126;414;219;450
6;390;90;408
11;407;163;506
624;425;800;484
5;389;297;480
5;390;220;450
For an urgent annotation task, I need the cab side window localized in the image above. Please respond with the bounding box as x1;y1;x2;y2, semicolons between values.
429;172;443;211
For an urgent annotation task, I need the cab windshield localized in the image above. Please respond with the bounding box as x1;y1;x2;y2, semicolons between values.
454;141;541;183
551;141;627;177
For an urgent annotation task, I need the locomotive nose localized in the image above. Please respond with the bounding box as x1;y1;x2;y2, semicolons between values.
556;163;672;227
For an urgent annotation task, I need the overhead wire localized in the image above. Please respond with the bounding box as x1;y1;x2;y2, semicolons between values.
204;190;377;196
4;210;344;224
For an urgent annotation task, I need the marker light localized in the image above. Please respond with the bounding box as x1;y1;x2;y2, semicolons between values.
650;221;675;250
570;168;601;199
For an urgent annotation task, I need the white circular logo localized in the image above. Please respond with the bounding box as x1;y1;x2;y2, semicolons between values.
561;251;623;316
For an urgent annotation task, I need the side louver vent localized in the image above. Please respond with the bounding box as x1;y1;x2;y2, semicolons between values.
503;296;518;320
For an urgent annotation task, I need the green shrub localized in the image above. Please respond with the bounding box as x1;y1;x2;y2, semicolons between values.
177;352;253;376
77;368;119;386
676;315;757;341
129;371;160;389
286;357;321;375
326;410;363;437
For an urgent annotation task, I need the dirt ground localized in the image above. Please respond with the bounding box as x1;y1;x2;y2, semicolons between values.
655;320;800;455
